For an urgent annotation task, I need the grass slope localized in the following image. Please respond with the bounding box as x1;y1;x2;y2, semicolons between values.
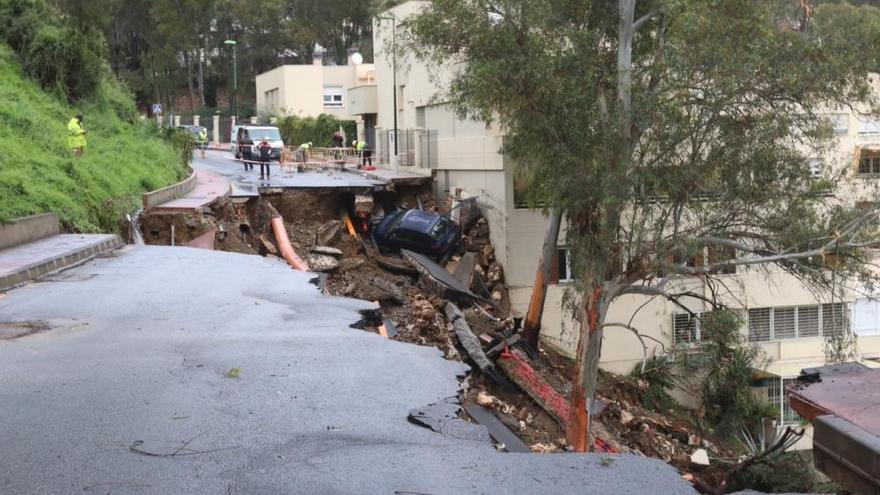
0;43;184;232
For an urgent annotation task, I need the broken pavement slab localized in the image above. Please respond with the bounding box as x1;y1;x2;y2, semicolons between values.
0;245;700;494
463;401;531;453
404;249;493;304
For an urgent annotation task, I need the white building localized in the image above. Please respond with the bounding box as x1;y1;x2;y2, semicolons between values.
372;1;880;444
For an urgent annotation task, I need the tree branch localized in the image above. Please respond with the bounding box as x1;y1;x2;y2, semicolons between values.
632;5;665;32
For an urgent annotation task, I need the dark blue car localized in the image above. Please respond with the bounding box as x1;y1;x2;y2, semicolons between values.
373;209;461;257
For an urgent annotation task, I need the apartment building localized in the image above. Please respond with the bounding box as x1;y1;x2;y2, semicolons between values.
255;48;376;128
373;1;880;439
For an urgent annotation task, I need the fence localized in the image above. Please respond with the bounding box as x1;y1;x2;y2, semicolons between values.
376;129;418;167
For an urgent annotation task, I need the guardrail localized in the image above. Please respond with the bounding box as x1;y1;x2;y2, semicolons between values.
142;166;197;211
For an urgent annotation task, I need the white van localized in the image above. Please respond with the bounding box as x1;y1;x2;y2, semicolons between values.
231;125;284;160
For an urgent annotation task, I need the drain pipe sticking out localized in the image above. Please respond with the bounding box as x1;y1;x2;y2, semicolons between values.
171;224;176;247
270;216;310;271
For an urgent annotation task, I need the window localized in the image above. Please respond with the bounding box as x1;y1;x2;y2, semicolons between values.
808;159;823;179
264;88;279;111
672;312;710;344
513;169;546;209
551;247;574;283
859;151;880;175
323;86;343;107
858;116;880;134
748;308;772;342
828;113;849;136
853;298;880;336
747;303;849;342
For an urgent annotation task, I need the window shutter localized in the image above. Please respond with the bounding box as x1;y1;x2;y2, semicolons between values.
797;306;820;337
748;308;771;342
673;313;695;344
822;303;848;337
773;307;796;340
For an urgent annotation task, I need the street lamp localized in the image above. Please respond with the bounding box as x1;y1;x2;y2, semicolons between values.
224;39;238;119
377;14;398;171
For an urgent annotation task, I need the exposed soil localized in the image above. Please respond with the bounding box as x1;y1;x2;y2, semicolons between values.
140;186;736;493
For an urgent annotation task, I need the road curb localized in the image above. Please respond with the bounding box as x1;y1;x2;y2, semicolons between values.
0;236;123;291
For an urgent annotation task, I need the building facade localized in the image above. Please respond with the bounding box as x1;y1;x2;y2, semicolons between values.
255;49;376;124
373;1;880;442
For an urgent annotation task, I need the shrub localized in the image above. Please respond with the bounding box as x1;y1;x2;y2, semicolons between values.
278;113;357;147
631;357;678;412
0;0;104;101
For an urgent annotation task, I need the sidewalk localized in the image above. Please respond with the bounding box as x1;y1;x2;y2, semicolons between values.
150;169;229;212
0;234;121;291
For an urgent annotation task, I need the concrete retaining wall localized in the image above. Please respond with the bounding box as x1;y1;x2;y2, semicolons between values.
0;213;60;250
142;166;197;211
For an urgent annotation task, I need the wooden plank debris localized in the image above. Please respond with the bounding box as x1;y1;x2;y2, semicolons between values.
497;351;571;427
445;302;513;390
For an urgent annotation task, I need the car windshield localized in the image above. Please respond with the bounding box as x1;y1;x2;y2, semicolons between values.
248;127;281;141
428;216;451;240
387;210;408;233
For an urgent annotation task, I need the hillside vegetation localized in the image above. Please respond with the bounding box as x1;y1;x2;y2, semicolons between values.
0;0;185;232
0;44;184;231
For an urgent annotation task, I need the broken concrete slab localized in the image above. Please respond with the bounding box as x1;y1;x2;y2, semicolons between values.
404;249;492;305
464;402;531;453
311;246;343;257
452;251;478;288
316;220;343;246
306;253;340;272
446;302;514;391
408;397;491;443
259;233;278;255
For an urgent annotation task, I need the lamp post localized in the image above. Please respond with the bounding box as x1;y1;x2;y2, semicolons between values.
377;14;398;171
224;39;237;119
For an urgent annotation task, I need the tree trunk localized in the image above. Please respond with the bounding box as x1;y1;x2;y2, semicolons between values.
197;42;206;107
567;286;605;452
184;50;197;113
522;208;562;350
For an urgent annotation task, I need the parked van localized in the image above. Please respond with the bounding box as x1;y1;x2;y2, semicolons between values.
231;125;284;160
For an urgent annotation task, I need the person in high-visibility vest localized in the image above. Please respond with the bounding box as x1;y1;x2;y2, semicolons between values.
197;128;208;158
67;114;87;157
354;139;372;169
297;141;312;163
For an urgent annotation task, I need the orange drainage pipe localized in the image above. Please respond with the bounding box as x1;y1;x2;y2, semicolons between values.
343;215;358;238
270;216;310;271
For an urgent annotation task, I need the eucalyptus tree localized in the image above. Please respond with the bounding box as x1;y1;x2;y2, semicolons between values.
408;0;880;450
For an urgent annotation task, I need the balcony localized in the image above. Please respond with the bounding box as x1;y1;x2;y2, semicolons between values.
347;85;377;116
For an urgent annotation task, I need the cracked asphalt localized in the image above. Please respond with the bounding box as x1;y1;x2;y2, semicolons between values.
0;246;697;494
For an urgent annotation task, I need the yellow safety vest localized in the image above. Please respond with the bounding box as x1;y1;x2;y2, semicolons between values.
67;118;86;149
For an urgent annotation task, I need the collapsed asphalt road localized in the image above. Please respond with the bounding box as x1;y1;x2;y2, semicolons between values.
0;246;697;494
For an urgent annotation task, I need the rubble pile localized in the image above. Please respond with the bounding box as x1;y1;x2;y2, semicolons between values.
142;187;726;492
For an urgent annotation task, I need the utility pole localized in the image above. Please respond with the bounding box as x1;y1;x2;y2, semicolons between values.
224;40;238;119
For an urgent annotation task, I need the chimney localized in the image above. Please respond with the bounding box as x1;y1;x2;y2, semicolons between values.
347;47;359;65
312;45;324;66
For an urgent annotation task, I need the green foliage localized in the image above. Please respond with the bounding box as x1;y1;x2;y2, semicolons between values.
630;357;678;412
0;0;105;101
0;43;184;231
277;114;357;147
45;0;376;112
158;126;196;168
679;311;768;437
729;451;842;494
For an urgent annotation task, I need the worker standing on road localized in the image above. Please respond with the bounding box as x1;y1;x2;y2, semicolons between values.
198;127;208;158
332;131;344;159
297;141;311;163
67;114;87;157
355;139;372;169
258;137;272;181
239;129;254;171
